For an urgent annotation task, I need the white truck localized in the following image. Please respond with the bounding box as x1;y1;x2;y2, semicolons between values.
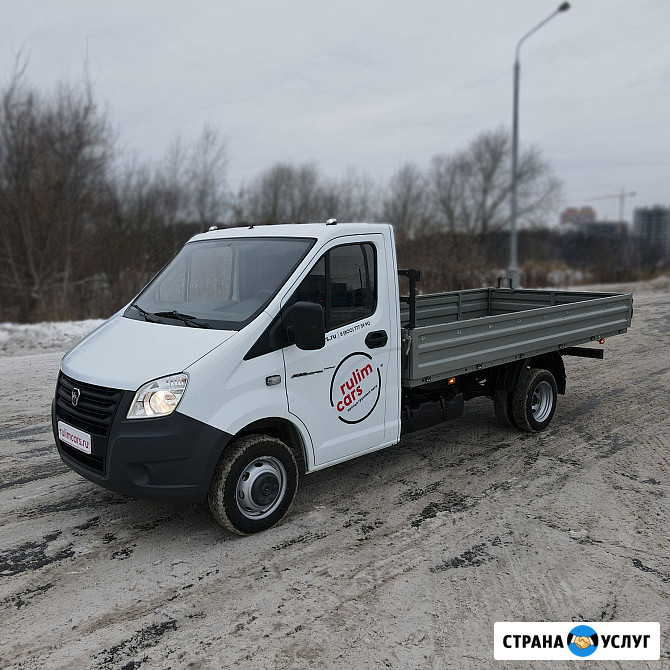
52;222;633;534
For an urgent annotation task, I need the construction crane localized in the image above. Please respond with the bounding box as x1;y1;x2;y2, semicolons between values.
586;187;636;222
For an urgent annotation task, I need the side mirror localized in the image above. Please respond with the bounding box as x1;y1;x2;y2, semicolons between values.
287;301;325;350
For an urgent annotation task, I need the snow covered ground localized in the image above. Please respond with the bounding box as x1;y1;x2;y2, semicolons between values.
0;281;668;668
0;319;104;357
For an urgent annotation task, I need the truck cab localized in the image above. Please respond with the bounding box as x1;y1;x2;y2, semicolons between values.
54;223;402;534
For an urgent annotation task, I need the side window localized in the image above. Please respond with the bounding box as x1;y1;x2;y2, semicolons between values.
329;244;375;329
293;243;376;331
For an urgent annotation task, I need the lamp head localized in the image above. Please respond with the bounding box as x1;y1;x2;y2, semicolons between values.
558;2;570;11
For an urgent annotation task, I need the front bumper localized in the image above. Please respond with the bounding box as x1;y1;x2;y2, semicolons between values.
52;389;232;502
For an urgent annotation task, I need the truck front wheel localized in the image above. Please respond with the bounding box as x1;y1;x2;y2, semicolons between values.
208;435;298;535
511;368;557;432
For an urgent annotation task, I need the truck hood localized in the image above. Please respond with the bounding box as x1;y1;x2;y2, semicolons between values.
61;315;235;391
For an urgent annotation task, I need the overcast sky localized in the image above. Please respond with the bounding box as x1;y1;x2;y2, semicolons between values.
3;0;668;223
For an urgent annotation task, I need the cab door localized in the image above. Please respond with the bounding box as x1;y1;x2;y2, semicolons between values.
282;235;392;467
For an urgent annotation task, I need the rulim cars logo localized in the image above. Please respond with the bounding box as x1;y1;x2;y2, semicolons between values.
330;352;381;424
494;622;660;661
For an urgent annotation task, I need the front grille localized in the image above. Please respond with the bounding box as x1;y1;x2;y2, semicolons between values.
55;373;125;475
56;373;123;437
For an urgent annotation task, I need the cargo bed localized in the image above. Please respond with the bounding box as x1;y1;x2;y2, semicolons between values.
400;287;633;387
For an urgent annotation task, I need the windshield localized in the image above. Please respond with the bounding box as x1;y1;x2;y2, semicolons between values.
124;236;315;330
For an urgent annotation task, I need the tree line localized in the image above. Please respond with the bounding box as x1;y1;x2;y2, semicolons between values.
0;68;646;323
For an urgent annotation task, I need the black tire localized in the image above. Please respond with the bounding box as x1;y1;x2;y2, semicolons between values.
208;435;298;535
493;388;517;428
511;368;558;432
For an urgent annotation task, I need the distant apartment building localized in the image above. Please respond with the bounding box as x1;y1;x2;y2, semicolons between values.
634;206;670;260
560;206;626;236
560;206;597;226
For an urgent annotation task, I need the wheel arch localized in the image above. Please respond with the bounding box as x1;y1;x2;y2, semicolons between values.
491;352;566;396
530;352;566;395
234;417;309;475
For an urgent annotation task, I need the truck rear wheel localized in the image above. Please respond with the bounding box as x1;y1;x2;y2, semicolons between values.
512;368;557;432
493;388;517;428
208;435;298;535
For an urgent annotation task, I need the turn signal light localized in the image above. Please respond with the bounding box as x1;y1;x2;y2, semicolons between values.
448;377;456;385
599;338;606;344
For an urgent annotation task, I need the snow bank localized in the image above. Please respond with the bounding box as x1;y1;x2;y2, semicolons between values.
571;274;670;294
0;319;104;357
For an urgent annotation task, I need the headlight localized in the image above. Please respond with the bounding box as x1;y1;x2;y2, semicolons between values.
127;373;189;419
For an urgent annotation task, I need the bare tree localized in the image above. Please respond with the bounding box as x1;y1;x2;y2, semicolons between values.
235;162;326;224
429;127;562;236
428;152;471;233
330;167;381;222
390;129;562;291
0;62;114;320
187;124;228;226
381;163;430;241
0;66;581;324
157;134;189;226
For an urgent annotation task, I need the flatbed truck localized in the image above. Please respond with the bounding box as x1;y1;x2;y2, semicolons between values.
53;222;633;534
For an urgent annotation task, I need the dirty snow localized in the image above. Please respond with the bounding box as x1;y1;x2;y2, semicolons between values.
0;283;668;668
0;320;104;357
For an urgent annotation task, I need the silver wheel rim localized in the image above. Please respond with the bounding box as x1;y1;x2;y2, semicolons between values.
235;456;287;520
531;381;553;423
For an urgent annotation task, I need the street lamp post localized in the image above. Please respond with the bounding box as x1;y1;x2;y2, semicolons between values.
509;2;570;288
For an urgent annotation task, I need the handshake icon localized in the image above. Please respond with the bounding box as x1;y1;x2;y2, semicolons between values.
571;635;593;650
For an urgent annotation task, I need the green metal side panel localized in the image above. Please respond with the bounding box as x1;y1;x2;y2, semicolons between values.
401;289;633;387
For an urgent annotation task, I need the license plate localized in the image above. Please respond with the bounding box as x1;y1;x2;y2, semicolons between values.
58;420;92;455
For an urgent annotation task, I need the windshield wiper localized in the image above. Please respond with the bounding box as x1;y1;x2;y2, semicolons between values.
153;310;211;329
130;303;163;324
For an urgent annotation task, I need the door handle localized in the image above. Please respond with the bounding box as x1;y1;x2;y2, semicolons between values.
365;330;388;349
